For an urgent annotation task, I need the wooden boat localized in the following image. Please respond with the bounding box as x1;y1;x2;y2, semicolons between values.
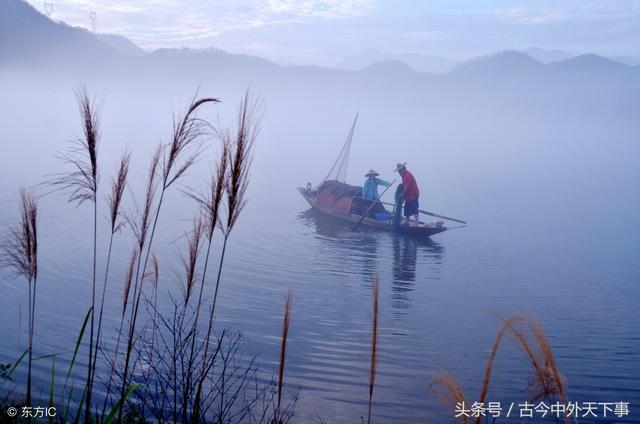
297;183;448;237
298;114;464;238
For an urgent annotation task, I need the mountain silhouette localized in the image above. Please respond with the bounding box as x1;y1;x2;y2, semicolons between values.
450;50;544;79
0;0;119;67
1;0;637;90
95;33;145;56
338;50;457;73
523;47;572;64
548;53;634;73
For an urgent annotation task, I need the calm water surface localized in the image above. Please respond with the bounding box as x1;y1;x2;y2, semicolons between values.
0;120;639;423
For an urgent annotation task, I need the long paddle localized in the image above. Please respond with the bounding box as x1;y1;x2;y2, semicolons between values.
353;179;396;231
378;200;467;225
418;209;466;225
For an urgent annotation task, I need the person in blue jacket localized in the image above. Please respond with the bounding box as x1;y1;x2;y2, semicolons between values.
362;169;390;200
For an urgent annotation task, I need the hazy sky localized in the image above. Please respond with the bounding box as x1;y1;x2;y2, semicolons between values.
28;0;640;65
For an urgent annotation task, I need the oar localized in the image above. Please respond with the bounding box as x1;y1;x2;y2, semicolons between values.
419;209;466;225
353;179;396;231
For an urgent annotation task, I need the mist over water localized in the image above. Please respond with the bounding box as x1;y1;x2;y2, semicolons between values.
1;47;639;423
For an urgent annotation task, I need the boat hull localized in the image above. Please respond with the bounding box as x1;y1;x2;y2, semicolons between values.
297;187;447;238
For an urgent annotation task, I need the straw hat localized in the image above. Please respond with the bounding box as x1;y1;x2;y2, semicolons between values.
365;169;379;177
394;162;407;172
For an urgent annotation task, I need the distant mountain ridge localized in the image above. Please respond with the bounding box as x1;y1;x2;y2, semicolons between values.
95;33;146;56
338;49;457;73
1;0;638;83
523;47;572;64
0;0;117;66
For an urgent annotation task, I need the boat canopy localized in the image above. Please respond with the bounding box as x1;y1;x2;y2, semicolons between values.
316;180;362;215
318;180;361;198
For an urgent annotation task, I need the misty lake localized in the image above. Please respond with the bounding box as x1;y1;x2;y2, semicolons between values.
1;78;639;423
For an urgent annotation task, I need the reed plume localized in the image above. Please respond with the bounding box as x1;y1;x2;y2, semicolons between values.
108;152;131;233
478;316;515;407
163;96;220;189
275;289;292;424
367;276;379;424
432;314;569;424
122;248;138;317
499;314;568;418
146;252;159;291
193;92;260;420
128;145;162;251
180;219;204;305
222;91;260;235
209;90;260;330
48;86;101;420
429;372;468;424
118;95;218;424
50;87;100;204
0;189;38;405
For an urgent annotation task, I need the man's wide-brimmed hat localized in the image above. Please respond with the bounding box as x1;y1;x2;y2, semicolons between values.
395;162;407;172
365;169;379;177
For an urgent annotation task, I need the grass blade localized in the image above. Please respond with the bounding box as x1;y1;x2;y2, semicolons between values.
104;383;139;424
63;307;92;393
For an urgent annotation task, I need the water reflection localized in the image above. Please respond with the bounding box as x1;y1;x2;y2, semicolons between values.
298;208;444;316
391;236;443;315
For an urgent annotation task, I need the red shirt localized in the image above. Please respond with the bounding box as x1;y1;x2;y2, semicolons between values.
402;170;419;202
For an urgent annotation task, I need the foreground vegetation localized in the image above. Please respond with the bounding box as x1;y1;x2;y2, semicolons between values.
1;88;570;423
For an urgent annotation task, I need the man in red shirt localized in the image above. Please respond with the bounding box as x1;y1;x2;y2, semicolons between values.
395;163;420;226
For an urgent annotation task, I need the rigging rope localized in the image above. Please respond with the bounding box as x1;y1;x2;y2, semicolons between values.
323;113;358;183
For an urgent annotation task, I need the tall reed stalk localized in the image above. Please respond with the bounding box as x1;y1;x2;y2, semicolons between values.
90;151;130;415
48;87;100;422
186;139;228;423
367;276;379;424
195;91;260;416
101;246;138;419
117;96;218;424
102;145;160;420
0;189;38;406
275;289;292;424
